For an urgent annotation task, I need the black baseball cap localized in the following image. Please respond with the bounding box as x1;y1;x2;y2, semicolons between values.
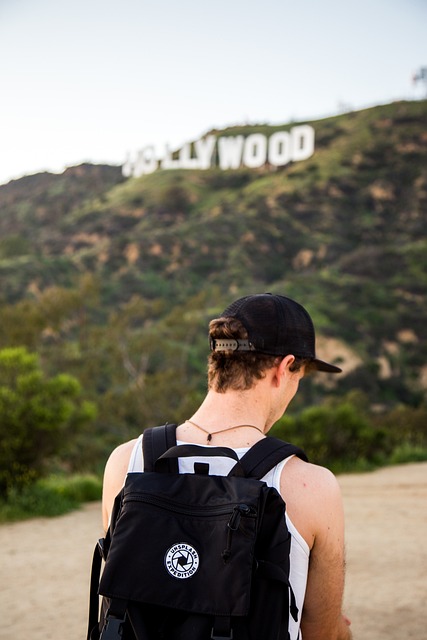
210;293;342;373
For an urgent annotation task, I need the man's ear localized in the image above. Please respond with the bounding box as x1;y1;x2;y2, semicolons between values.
272;355;295;386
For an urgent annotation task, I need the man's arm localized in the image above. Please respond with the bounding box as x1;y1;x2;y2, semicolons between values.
300;468;352;640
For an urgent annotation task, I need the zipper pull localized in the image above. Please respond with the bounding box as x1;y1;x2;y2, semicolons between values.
222;505;250;562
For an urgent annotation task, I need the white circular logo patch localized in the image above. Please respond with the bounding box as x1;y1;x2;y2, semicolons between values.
165;543;200;579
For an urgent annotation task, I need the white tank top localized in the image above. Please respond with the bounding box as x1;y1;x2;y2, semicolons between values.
127;435;309;640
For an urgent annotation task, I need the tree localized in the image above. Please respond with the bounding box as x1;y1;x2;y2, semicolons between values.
0;347;96;496
271;399;386;471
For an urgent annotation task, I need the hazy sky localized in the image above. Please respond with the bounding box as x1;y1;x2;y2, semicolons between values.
0;0;426;186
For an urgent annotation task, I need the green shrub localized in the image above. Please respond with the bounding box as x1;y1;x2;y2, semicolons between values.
0;346;97;497
271;401;387;472
390;444;427;465
0;483;77;522
41;474;102;503
271;397;427;472
0;474;102;522
374;405;427;450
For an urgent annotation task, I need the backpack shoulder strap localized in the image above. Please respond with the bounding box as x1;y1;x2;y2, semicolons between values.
142;423;178;472
232;436;308;479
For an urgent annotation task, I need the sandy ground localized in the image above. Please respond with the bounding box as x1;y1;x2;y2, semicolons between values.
1;462;426;640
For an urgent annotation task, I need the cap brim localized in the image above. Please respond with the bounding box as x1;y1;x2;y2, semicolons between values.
311;358;342;373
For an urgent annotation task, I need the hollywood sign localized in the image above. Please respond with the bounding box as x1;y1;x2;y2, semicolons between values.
122;125;315;178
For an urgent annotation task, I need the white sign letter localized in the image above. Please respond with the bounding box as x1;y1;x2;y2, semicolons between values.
132;146;157;177
122;153;135;178
218;136;244;170
242;134;267;168
268;131;291;167
195;135;216;169
161;145;181;170
179;143;199;169
291;125;315;162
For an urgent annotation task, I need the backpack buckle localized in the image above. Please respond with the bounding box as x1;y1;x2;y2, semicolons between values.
100;615;126;639
211;617;233;639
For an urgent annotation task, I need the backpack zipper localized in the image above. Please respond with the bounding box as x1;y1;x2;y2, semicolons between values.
123;492;256;520
222;504;252;563
123;494;255;563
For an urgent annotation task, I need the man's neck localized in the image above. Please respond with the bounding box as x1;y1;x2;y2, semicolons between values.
191;387;272;434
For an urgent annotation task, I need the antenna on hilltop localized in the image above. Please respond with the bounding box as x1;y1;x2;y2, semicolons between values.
412;67;427;97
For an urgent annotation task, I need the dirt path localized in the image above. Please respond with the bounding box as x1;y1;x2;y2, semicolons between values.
1;462;426;639
340;462;427;638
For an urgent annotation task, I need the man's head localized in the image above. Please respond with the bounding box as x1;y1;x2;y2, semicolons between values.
208;293;341;392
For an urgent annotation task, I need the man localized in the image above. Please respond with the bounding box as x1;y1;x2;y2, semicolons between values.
102;293;352;640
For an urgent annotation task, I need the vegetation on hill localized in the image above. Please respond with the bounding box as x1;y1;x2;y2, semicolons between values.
0;346;96;496
0;100;426;515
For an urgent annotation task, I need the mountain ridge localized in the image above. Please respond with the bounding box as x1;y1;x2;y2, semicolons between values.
0;99;426;434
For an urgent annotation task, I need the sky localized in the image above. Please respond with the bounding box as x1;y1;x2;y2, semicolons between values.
0;0;426;186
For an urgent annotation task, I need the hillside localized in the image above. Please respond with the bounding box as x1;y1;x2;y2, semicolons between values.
0;100;426;463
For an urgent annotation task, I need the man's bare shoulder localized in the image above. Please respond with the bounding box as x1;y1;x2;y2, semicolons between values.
284;455;341;495
280;456;344;548
102;438;138;531
105;438;139;470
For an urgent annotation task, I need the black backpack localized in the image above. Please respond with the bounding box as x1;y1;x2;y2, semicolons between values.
87;424;308;640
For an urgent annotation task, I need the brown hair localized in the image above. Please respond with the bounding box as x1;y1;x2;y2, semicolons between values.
208;317;312;393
